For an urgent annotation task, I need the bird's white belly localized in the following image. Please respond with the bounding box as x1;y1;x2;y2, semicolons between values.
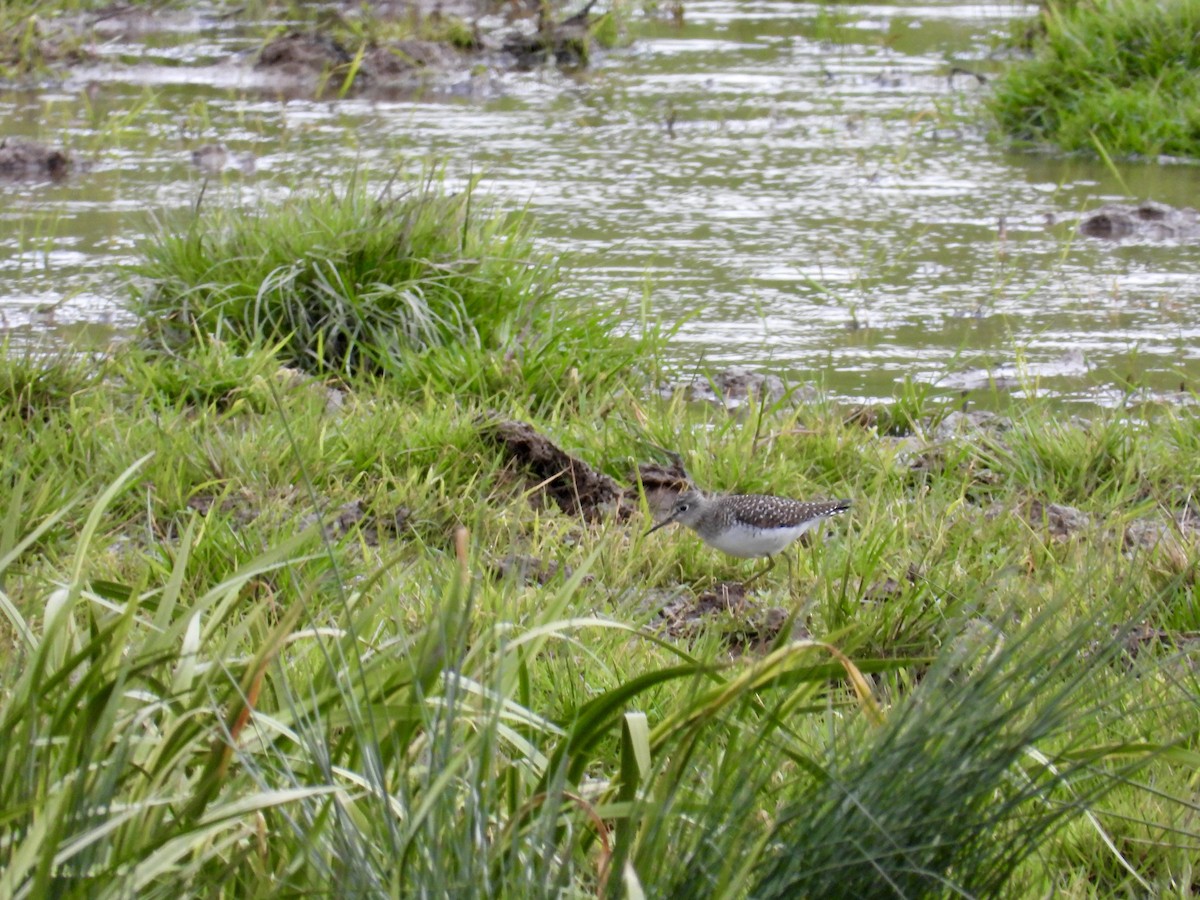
703;520;817;558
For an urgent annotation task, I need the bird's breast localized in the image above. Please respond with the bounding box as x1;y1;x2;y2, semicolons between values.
699;520;818;558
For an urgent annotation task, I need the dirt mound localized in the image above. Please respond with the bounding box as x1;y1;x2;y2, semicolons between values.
0;139;69;179
481;416;627;521
1079;201;1200;242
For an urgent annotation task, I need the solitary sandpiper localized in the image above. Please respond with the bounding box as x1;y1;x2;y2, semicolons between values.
646;489;852;585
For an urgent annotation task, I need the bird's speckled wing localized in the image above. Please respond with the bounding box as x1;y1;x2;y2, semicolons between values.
728;495;852;529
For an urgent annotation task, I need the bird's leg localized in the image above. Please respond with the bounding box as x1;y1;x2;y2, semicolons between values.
742;555;776;589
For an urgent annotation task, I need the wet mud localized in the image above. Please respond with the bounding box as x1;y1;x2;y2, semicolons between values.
0;138;70;180
1079;201;1200;242
480;415;628;522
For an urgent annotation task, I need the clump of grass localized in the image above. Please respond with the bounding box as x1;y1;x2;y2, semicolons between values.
133;174;568;378
989;0;1200;159
0;3;89;78
120;332;293;413
0;339;97;421
627;600;1192;897
333;3;482;50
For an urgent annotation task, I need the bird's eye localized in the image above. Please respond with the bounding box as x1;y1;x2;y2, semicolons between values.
677;503;690;512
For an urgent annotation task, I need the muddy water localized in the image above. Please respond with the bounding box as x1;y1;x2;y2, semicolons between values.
3;0;1200;405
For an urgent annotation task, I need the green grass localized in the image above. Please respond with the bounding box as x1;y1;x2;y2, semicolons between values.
133;173;654;412
989;0;1200;159
0;166;1196;896
317;2;482;52
0;6;82;77
0;330;1197;896
134;174;552;372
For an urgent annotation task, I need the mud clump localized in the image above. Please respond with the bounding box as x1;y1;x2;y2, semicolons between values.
256;32;354;79
503;0;598;69
482;416;699;522
363;40;465;77
1088;622;1200;669
491;553;572;585
481;416;627;522
930;410;1013;439
256;32;470;85
0;139;70;180
1078;201;1200;242
254;1;605;98
636;458;692;519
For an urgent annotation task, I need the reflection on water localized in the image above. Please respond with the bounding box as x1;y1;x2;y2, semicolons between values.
2;0;1199;405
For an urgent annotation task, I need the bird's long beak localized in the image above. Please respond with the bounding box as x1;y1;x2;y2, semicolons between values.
645;515;677;537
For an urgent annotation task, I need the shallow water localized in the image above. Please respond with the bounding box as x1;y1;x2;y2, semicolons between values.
3;0;1200;405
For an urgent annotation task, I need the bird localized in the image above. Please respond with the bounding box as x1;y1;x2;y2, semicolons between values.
646;489;852;586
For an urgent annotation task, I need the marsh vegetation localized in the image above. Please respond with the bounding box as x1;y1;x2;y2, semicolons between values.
1;174;1199;896
2;0;1199;896
989;0;1200;160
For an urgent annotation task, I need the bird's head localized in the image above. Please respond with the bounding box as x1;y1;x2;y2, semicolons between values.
646;489;706;534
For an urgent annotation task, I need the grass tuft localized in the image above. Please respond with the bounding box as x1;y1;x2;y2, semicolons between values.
989;0;1200;159
135;173;573;378
0;340;98;422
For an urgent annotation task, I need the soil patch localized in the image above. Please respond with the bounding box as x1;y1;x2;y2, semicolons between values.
255;32;354;78
490;553;573;585
635;458;691;518
252;1;606;97
481;415;698;522
1079;201;1200;242
0;139;69;180
1026;499;1090;540
480;416;628;522
657;581;802;654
